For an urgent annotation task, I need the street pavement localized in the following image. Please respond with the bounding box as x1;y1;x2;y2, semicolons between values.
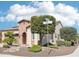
0;46;79;57
60;46;79;57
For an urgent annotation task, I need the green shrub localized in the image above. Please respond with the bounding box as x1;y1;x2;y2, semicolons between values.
60;27;77;41
48;44;58;49
64;41;71;46
56;40;64;46
3;45;10;48
29;45;42;52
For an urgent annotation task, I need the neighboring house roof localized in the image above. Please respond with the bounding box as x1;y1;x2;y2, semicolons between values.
0;27;18;32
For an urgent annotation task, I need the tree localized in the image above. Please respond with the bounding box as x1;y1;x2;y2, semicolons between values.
76;34;79;44
3;32;16;45
31;15;56;45
60;27;77;41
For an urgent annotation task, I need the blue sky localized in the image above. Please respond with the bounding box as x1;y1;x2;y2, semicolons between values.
0;1;79;33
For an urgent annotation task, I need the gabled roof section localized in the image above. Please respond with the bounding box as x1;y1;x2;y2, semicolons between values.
56;21;63;27
18;19;30;23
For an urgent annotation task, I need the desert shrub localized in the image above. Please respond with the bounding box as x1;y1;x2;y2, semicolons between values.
64;41;72;46
3;37;16;45
3;32;16;45
29;45;42;52
3;44;10;48
56;40;64;46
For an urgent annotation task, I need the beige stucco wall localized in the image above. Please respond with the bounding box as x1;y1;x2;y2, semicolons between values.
2;32;5;41
53;23;62;44
18;21;31;47
18;22;27;45
26;27;32;47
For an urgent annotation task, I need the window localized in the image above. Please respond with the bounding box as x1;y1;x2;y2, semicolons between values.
13;34;19;37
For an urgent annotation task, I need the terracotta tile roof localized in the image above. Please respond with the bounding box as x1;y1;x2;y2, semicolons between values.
18;19;30;23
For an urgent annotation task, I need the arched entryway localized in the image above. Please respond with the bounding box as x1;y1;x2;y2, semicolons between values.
22;32;26;44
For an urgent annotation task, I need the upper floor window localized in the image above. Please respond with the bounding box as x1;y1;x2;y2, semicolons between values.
13;34;19;37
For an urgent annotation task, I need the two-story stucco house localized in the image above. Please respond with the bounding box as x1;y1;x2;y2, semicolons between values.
0;19;63;47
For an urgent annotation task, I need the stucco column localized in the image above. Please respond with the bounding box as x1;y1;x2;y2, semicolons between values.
2;32;5;41
26;28;32;47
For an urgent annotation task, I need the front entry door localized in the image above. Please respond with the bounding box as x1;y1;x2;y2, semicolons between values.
22;32;26;44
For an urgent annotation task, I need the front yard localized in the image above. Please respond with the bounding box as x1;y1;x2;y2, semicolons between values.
0;45;77;57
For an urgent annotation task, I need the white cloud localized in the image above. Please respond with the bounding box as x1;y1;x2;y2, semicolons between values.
5;14;16;21
55;3;78;14
0;1;79;27
54;3;79;26
32;2;79;27
35;1;55;13
16;16;31;21
0;14;16;22
9;4;37;16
